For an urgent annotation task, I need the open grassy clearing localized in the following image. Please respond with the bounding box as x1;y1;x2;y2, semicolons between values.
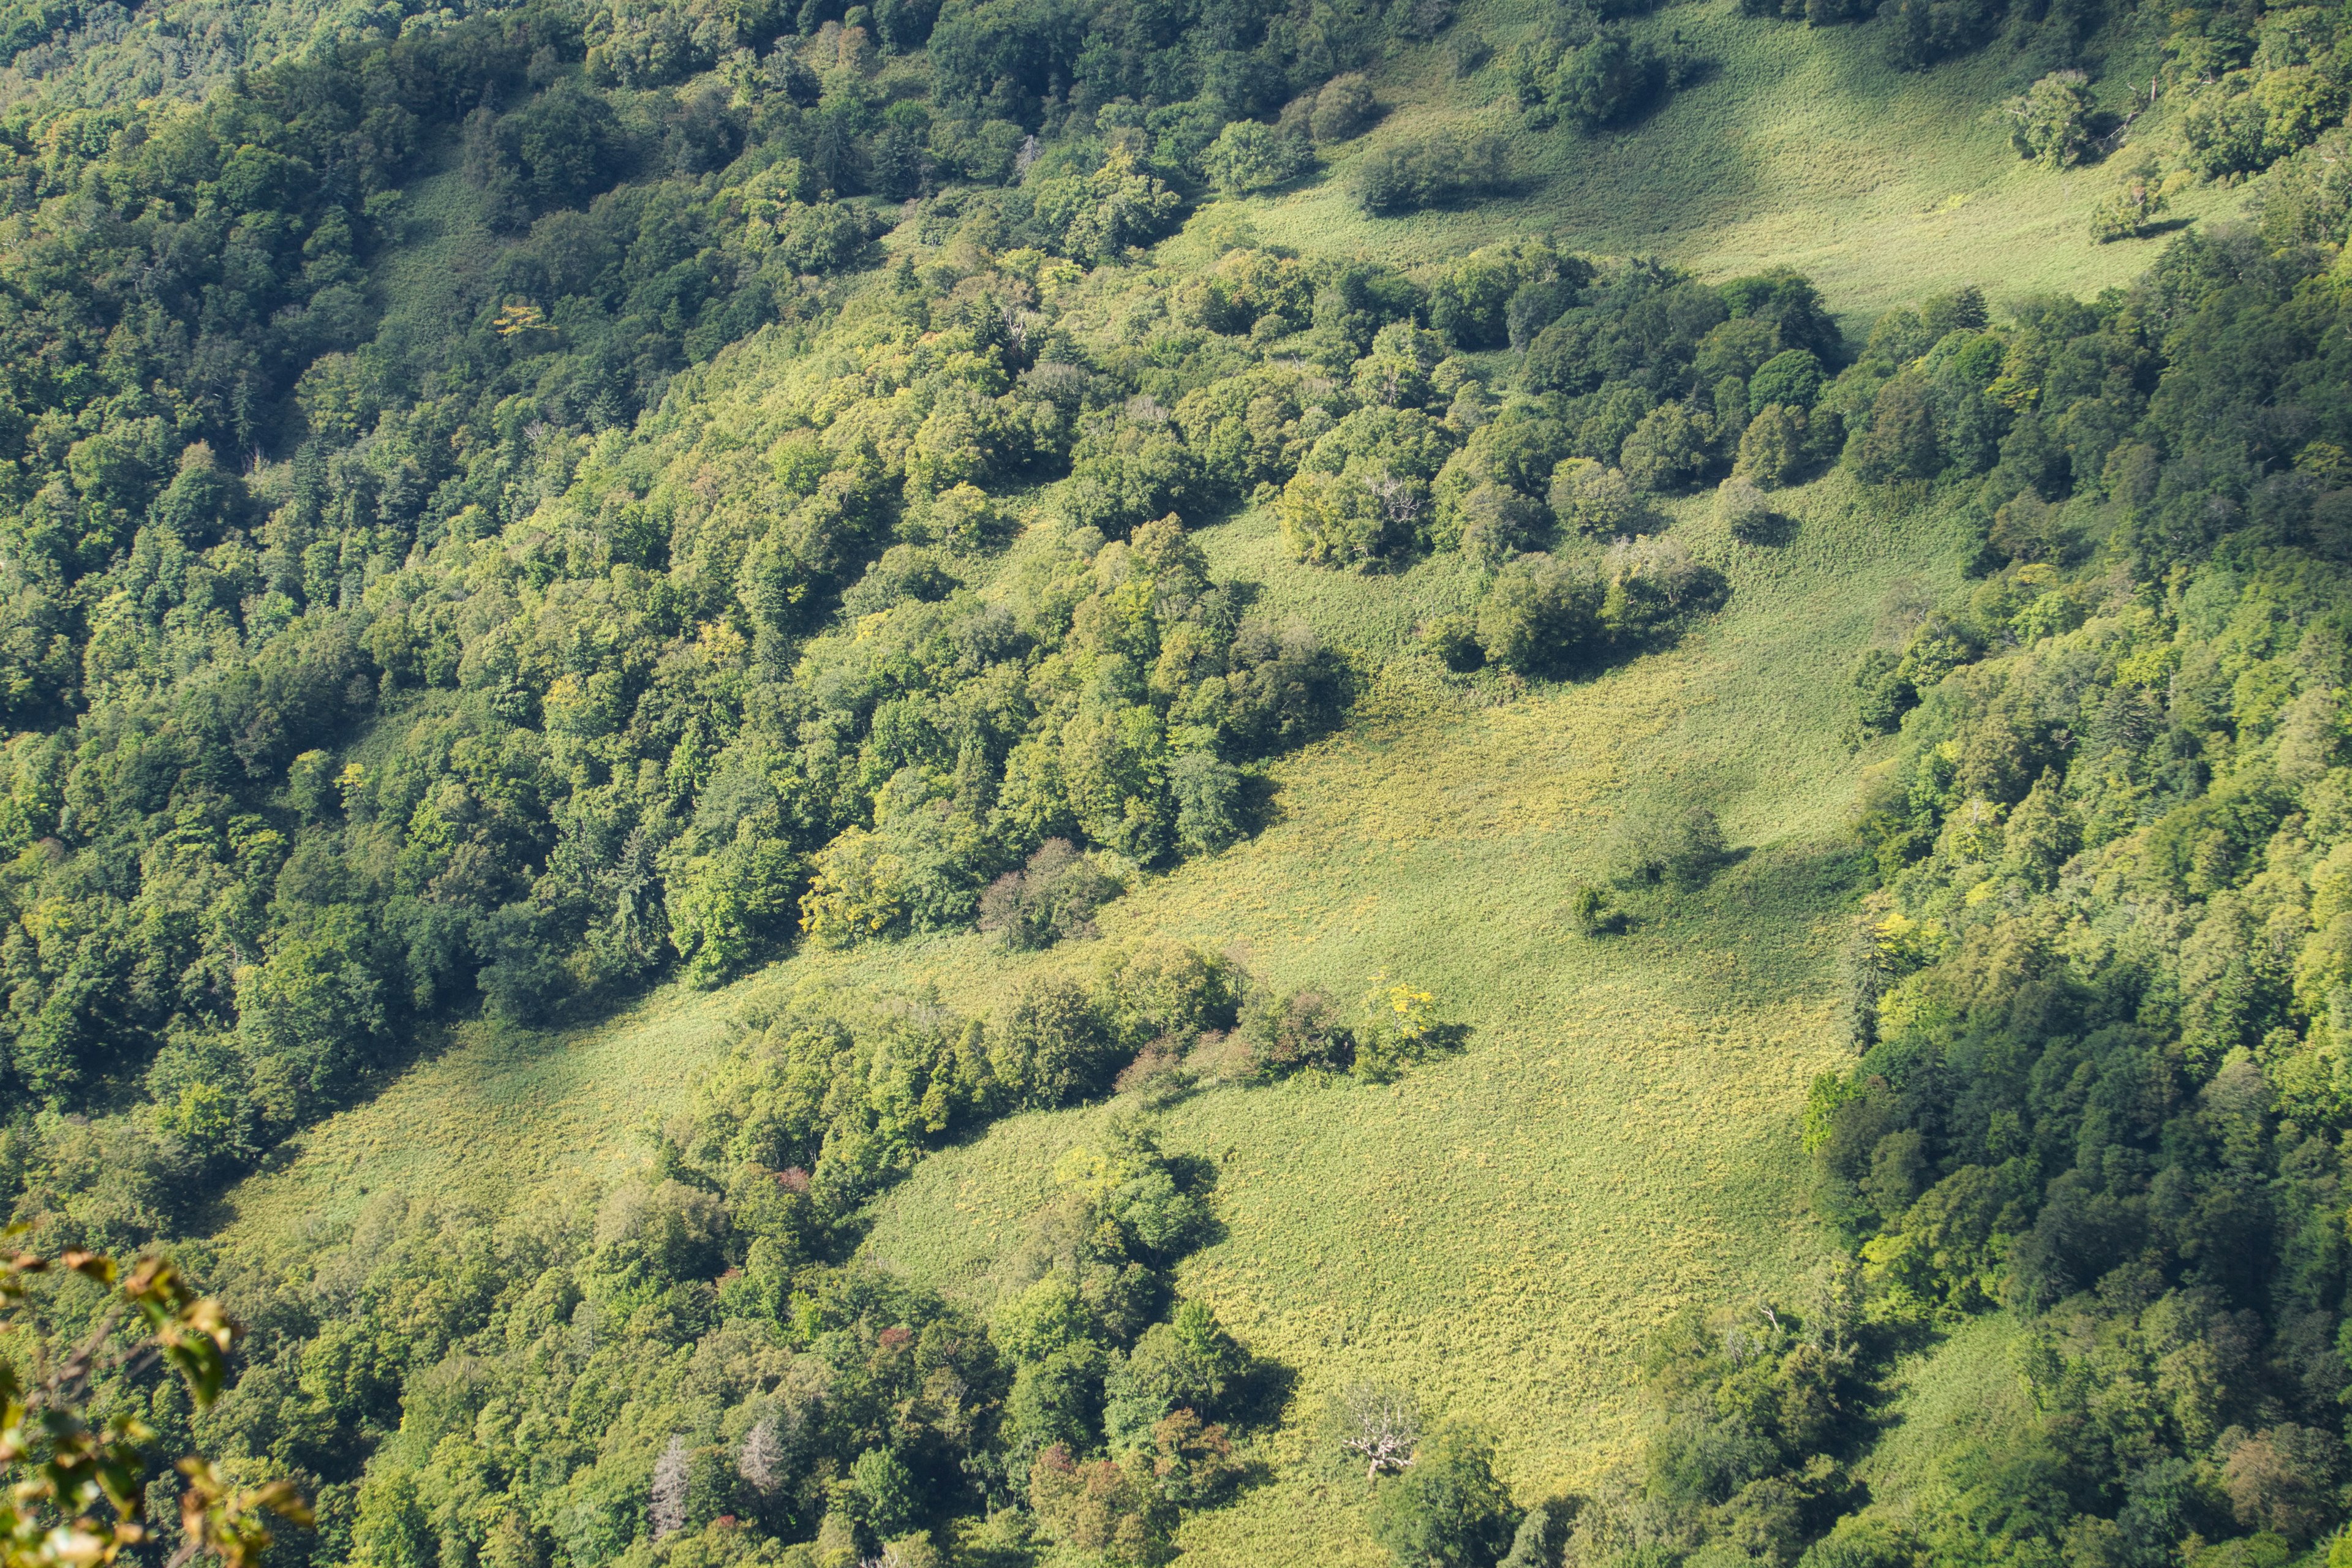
1845;1314;2034;1524
864;482;1966;1561
222;466;1979;1559
202;12;2128;1555
1242;0;2237;320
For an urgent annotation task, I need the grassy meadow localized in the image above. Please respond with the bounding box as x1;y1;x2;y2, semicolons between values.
205;9;2201;1557
1242;0;2238;320
224;467;1978;1560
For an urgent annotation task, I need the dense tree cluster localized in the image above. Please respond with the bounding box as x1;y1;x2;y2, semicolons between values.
1506;8;1694;132
1737;0;2099;70
0;0;1485;1218
1551;227;2352;1568
2169;0;2351;182
15;945;1340;1568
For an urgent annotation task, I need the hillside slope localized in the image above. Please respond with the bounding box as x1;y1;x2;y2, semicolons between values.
9;0;2352;1560
221;461;1970;1560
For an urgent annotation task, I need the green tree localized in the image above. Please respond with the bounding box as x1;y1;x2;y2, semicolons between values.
1200;119;1307;195
2006;70;2095;168
1370;1424;1521;1568
1735;404;1806;488
1548;459;1642;536
1749;349;1826;412
1619;402;1714;492
1477;553;1605;676
1853;374;1941;482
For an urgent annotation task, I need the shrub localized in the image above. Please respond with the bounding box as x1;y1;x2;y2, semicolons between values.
1600;534;1727;641
1354;973;1458;1082
1716;475;1778;540
2006;71;2095;169
1568;884;1627;934
1354;135;1507;215
1200;119;1309;195
1615;805;1732;890
1242;989;1355;1074
979;839;1120;949
1311;74;1378;143
1477;552;1606;676
2089;168;2171;241
1423;616;1485;671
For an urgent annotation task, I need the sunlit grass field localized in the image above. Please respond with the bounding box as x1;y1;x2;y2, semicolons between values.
207;6;2211;1556
1243;0;2236;320
224;469;1975;1560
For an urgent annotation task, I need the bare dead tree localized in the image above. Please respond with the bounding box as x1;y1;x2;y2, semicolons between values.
650;1435;690;1539
736;1415;783;1495
1336;1383;1420;1480
1366;472;1422;528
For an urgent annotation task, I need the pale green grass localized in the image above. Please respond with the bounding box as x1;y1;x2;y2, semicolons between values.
1850;1313;2033;1517
208;10;2116;1555
222;472;1975;1561
1234;0;2239;322
219;979;767;1246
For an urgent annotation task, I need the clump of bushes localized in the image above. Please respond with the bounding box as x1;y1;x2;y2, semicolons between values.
1200;119;1311;195
1307;72;1379;143
1611;805;1733;890
1509;23;1694;130
1354;134;1508;214
1240;974;1466;1082
2089;164;2173;241
1473;536;1727;677
1714;474;1781;541
981;839;1123;949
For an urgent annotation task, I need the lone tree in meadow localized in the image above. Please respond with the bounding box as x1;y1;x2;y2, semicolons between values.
2007;70;2095;169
